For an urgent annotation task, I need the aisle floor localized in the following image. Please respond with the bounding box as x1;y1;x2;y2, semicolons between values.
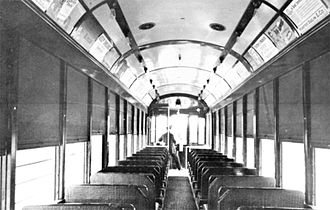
163;169;198;210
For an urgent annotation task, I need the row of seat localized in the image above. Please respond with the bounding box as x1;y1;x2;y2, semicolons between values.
188;149;307;210
23;146;169;210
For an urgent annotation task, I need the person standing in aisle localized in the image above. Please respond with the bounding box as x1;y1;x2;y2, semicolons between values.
158;126;181;170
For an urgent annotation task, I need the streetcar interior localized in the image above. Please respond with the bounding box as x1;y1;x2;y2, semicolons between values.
1;0;330;210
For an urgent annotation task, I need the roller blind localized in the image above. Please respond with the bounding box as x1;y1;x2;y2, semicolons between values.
258;82;274;139
127;103;132;134
220;108;225;134
17;38;61;149
66;66;88;143
310;52;330;147
215;111;219;137
246;92;255;137
279;68;303;142
211;112;216;140
109;91;117;134
132;106;137;134
236;98;243;137
137;108;141;135
119;98;125;134
92;80;106;135
227;104;232;136
142;111;146;135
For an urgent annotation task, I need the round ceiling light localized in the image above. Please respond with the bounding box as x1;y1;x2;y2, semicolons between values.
209;23;226;31
139;22;156;30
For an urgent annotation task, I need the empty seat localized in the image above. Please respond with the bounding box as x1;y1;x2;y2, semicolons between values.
217;187;304;210
207;176;275;210
199;167;257;195
66;184;153;210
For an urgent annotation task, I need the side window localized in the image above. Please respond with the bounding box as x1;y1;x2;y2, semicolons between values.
315;148;330;209
65;142;85;186
260;139;275;177
246;138;255;168
282;142;305;192
15;147;56;210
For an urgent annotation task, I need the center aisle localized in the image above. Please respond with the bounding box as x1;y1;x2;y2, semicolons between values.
163;170;198;210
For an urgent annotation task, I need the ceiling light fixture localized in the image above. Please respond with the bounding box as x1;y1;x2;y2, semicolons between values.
139;22;156;30
175;98;181;107
219;56;225;63
137;55;143;63
210;23;226;31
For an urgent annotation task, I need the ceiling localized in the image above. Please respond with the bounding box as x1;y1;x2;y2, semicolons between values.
24;0;330;108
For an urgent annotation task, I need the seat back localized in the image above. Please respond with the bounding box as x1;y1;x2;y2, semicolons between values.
217;187;304;210
200;167;257;191
22;203;135;210
66;184;153;210
91;172;156;198
207;176;275;210
237;207;311;210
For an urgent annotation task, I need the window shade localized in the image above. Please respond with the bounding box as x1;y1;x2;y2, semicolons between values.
246;92;255;137
137;108;141;135
109;91;117;134
215;111;219;138
92;80;106;135
258;82;274;139
220;108;225;134
18;38;61;149
127;103;132;134
119;98;125;135
227;104;233;136
236;98;243;137
310;52;330;147
279;68;303;142
66;66;88;143
133;106;138;134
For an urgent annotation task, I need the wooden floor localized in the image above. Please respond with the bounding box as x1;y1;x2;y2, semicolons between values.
163;170;198;210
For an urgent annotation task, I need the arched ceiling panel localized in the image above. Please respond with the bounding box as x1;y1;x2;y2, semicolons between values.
154;84;216;100
232;3;276;54
205;74;232;100
119;0;251;46
140;44;222;71
93;4;130;54
134;66;211;89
